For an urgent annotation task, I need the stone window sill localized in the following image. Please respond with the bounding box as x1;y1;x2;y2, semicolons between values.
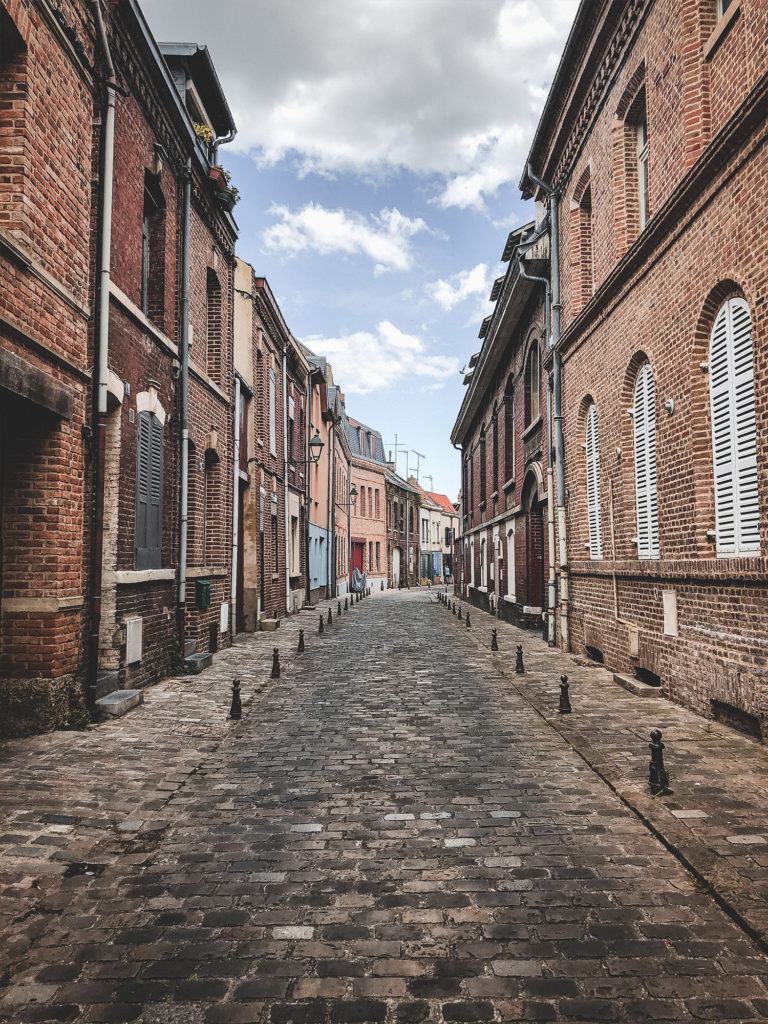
522;416;542;441
502;477;515;492
704;2;740;62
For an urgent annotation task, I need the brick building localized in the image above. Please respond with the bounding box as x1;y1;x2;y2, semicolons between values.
330;388;353;597
344;415;388;591
0;0;96;736
458;0;768;736
426;491;460;584
92;6;238;697
452;220;554;633
384;466;419;589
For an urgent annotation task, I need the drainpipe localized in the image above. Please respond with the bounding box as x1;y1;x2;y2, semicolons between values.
87;0;116;708
230;374;241;633
517;256;555;646
526;163;568;651
282;345;290;614
178;157;192;627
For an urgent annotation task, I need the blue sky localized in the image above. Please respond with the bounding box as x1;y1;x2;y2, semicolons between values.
142;0;578;498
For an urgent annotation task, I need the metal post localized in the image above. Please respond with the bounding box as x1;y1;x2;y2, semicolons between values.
298;629;305;652
271;647;280;679
558;675;571;714
649;729;670;794
491;629;498;651
229;679;242;719
515;644;525;674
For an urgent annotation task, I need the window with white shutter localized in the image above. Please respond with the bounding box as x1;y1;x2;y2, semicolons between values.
709;297;760;556
135;411;163;569
585;404;603;559
633;364;659;559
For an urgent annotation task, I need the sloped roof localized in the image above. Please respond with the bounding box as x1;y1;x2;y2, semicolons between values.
427;492;458;516
343;415;387;465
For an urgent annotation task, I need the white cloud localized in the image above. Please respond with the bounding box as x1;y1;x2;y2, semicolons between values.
141;0;579;210
263;203;428;274
302;321;460;395
427;263;495;311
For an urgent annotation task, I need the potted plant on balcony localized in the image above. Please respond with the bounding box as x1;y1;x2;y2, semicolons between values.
213;166;240;212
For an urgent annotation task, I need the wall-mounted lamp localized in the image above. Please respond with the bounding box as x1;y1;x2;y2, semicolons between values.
664;399;675;416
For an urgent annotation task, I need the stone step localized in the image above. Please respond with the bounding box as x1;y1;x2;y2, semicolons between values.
260;618;281;631
183;638;197;658
95;689;143;718
94;669;119;701
185;652;213;673
613;672;661;698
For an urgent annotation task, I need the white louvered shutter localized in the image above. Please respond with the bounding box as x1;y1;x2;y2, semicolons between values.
709;298;760;556
585;404;603;559
633;364;659;559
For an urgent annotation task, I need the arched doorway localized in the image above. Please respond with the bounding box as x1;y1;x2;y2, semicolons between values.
521;471;545;623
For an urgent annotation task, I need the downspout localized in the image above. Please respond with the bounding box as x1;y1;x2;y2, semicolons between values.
230;374;241;633
517;256;555;646
452;441;462;596
178;157;192;624
526;164;569;651
87;0;116;708
282;346;290;614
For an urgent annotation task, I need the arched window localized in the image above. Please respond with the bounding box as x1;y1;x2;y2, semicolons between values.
633;364;659;559
492;402;499;496
525;343;540;425
506;524;516;600
479;427;487;503
480;536;487;588
709;297;760;556
504;376;515;481
585;404;603;559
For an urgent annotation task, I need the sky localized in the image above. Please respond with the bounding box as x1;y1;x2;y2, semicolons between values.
141;0;579;499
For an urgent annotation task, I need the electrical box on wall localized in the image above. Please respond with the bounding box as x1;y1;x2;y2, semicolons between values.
125;616;143;664
195;579;211;610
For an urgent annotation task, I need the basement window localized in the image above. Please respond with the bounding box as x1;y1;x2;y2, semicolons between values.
711;700;762;741
635;666;662;688
584;645;604;664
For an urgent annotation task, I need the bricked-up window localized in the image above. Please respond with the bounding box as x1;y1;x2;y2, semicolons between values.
268;368;277;455
709;298;760;556
0;13;27;230
135;412;163;569
585;404;603;559
288;396;295;464
492;403;499;495
572;172;593;305
141;173;165;318
636;112;649;230
632;364;659;559
368;487;373;517
504;377;515;481
525;343;540;425
360;486;366;516
206;269;222;382
479;428;487;503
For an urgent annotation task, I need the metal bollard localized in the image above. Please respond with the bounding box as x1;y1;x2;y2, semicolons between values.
328;607;332;625
466;612;471;629
271;647;280;679
345;597;348;611
558;675;571;714
515;644;525;674
458;606;463;621
319;614;324;634
649;729;670;795
452;601;456;616
297;629;305;653
338;601;342;617
229;679;242;719
491;628;498;651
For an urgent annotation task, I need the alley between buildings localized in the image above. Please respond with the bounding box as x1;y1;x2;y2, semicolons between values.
1;589;768;1024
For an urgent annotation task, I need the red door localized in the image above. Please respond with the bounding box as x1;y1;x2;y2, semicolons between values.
351;541;364;574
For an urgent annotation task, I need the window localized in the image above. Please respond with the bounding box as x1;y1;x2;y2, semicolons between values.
636;111;649;229
709;297;760;556
504;379;515;481
368;488;373;517
288;395;295;464
135;411;163;569
0;12;26;225
506;525;516;600
633;364;659;559
271;510;279;573
375;541;380;571
479;428;487;503
470;536;475;587
480;537;487;589
492;403;499;495
525;343;540;425
616;68;649;253
368;541;373;570
409;505;414;533
572;169;593;305
422;517;428;543
717;0;733;18
585;404;603;559
141;173;165;320
360;486;366;516
204;457;221;565
269;368;277;455
205;269;222;382
375;489;380;519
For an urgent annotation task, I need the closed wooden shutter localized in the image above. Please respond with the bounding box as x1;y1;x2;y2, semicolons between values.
585;404;603;559
633;364;659;559
135;411;163;569
709;298;760;556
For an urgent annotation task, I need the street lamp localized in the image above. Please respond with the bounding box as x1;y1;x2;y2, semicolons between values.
308;428;324;466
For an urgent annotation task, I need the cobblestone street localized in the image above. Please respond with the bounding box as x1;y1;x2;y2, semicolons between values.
2;589;768;1023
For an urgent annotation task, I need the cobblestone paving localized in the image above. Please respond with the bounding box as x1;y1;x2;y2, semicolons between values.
2;590;768;1023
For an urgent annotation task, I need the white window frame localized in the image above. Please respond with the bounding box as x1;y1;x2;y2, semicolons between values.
506;524;516;601
709;297;760;557
585;404;603;559
633;363;660;559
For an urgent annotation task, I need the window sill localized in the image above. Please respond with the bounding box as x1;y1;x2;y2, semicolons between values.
704;2;740;62
522;416;542;441
502;477;515;492
114;569;175;585
490;491;499;502
502;594;516;604
479;501;486;512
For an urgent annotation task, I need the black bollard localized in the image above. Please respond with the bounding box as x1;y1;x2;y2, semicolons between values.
229;679;242;719
345;597;348;611
297;629;305;653
452;601;456;616
319;614;324;634
649;729;670;795
558;675;571;714
458;606;463;621
271;647;280;679
328;607;332;625
466;611;471;629
491;628;498;651
515;644;525;674
338;601;342;617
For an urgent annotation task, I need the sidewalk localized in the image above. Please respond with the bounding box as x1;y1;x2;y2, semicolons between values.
435;589;768;951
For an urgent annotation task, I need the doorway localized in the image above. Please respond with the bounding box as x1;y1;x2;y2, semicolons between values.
392;546;401;588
